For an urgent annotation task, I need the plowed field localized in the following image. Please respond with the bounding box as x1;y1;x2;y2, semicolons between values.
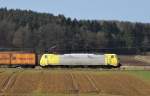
0;69;150;96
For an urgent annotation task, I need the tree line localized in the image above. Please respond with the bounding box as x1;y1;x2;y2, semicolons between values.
0;8;150;54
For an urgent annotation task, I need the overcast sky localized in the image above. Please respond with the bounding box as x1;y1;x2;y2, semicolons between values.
0;0;150;23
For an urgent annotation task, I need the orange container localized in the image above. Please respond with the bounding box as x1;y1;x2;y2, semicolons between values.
0;53;11;64
11;53;36;65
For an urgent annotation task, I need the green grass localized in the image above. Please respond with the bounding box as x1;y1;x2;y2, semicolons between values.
125;70;150;81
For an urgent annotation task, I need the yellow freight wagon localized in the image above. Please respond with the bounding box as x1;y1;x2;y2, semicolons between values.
0;52;36;67
11;53;36;65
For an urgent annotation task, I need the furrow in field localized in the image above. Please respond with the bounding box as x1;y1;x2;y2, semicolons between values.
0;71;19;93
85;73;100;94
91;73;150;96
72;72;97;93
63;72;77;94
8;70;40;94
69;72;79;94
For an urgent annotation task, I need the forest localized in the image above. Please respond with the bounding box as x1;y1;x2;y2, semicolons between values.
0;8;150;54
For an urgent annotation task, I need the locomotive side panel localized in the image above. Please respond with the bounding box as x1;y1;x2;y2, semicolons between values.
59;54;105;65
40;54;109;66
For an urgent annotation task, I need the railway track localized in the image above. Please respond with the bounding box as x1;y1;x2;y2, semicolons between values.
40;65;150;71
0;65;150;71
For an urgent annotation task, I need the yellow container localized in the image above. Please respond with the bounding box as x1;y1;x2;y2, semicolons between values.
0;53;11;64
11;53;36;65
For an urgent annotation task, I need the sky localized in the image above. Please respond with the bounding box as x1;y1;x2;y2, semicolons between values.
0;0;150;23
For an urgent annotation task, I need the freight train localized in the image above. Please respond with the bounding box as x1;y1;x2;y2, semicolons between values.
0;51;120;68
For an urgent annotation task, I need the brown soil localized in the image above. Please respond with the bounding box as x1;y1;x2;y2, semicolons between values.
0;69;150;96
91;73;150;96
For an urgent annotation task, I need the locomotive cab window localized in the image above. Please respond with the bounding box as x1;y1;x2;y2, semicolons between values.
111;55;114;58
45;55;48;58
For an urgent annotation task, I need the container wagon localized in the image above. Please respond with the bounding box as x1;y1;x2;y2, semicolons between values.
0;52;36;67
